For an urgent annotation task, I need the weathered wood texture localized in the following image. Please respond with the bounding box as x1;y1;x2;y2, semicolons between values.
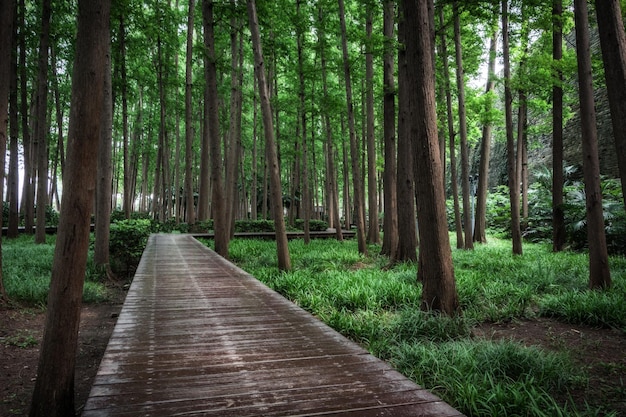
83;234;463;416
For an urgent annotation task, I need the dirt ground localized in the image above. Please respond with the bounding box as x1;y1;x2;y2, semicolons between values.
1;290;625;416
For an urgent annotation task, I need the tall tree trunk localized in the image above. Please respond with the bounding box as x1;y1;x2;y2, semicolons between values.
203;0;228;257
574;0;611;289
0;0;15;301
365;4;379;244
119;14;131;219
251;82;258;220
297;0;311;244
404;0;459;315
8;3;19;240
453;1;473;250
50;45;65;210
184;0;196;224
474;25;497;244
595;0;626;214
94;31;113;269
502;0;523;255
19;0;34;234
381;0;397;257
394;3;418;263
247;0;291;271
339;0;367;255
517;4;529;225
438;6;463;249
29;1;110;413
552;0;566;251
35;0;51;244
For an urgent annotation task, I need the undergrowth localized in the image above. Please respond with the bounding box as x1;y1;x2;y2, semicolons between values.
2;235;109;305
224;236;625;416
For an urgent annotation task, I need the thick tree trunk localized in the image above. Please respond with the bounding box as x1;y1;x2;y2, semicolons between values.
553;0;566;252
474;26;497;244
247;0;291;271
595;0;626;215
184;0;196;225
338;0;367;255
94;34;113;269
438;6;463;249
502;0;523;255
453;2;473;250
404;0;459;315
29;0;110;413
574;0;611;289
35;0;51;244
203;0;228;257
381;0;397;257
394;4;418;263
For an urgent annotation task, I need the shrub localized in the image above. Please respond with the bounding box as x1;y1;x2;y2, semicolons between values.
109;219;152;276
294;219;328;231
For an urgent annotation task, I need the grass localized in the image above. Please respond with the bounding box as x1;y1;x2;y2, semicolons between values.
222;235;625;416
2;235;110;305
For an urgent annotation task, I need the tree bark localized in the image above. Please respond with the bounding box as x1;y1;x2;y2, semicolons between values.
0;0;15;301
552;0;566;252
19;0;34;234
297;0;311;244
365;4;379;244
29;0;110;413
394;2;418;263
119;14;131;219
203;0;228;257
338;0;367;255
381;0;397;257
403;0;459;315
474;24;497;244
184;0;196;225
502;0;523;255
595;0;626;215
574;0;611;289
8;1;19;240
35;0;51;244
247;0;291;271
453;2;473;250
94;31;113;269
438;6;463;249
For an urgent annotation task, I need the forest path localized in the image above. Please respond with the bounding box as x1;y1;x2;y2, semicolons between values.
83;233;463;416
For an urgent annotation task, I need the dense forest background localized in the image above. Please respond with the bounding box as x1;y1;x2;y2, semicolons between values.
2;0;626;255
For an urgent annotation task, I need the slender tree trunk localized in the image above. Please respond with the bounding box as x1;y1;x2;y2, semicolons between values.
247;0;291;270
8;3;19;240
553;0;566;252
502;0;523;255
297;0;311;244
35;0;51;244
19;0;33;234
404;0;459;315
365;5;379;244
439;6;463;249
381;0;397;257
342;131;351;230
395;3;418;263
517;5;529;226
453;2;473;250
0;0;15;301
595;0;626;214
474;25;497;244
119;14;131;218
94;32;113;269
184;0;196;225
338;0;367;255
29;1;110;413
203;0;228;257
574;0;611;289
50;45;65;210
251;82;258;220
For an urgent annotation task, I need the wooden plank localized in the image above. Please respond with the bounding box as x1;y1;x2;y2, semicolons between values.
83;234;463;416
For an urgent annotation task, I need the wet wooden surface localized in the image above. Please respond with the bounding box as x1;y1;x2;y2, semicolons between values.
83;234;463;416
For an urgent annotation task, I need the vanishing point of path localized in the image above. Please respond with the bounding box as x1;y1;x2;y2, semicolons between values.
83;234;463;416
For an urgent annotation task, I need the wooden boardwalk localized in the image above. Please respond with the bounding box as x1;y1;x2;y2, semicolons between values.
83;234;463;416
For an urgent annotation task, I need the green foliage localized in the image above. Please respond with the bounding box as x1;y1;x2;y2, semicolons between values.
2;235;109;305
294;219;329;231
109;219;153;276
2;330;38;349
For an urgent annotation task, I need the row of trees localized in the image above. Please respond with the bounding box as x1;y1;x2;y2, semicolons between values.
0;0;625;413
